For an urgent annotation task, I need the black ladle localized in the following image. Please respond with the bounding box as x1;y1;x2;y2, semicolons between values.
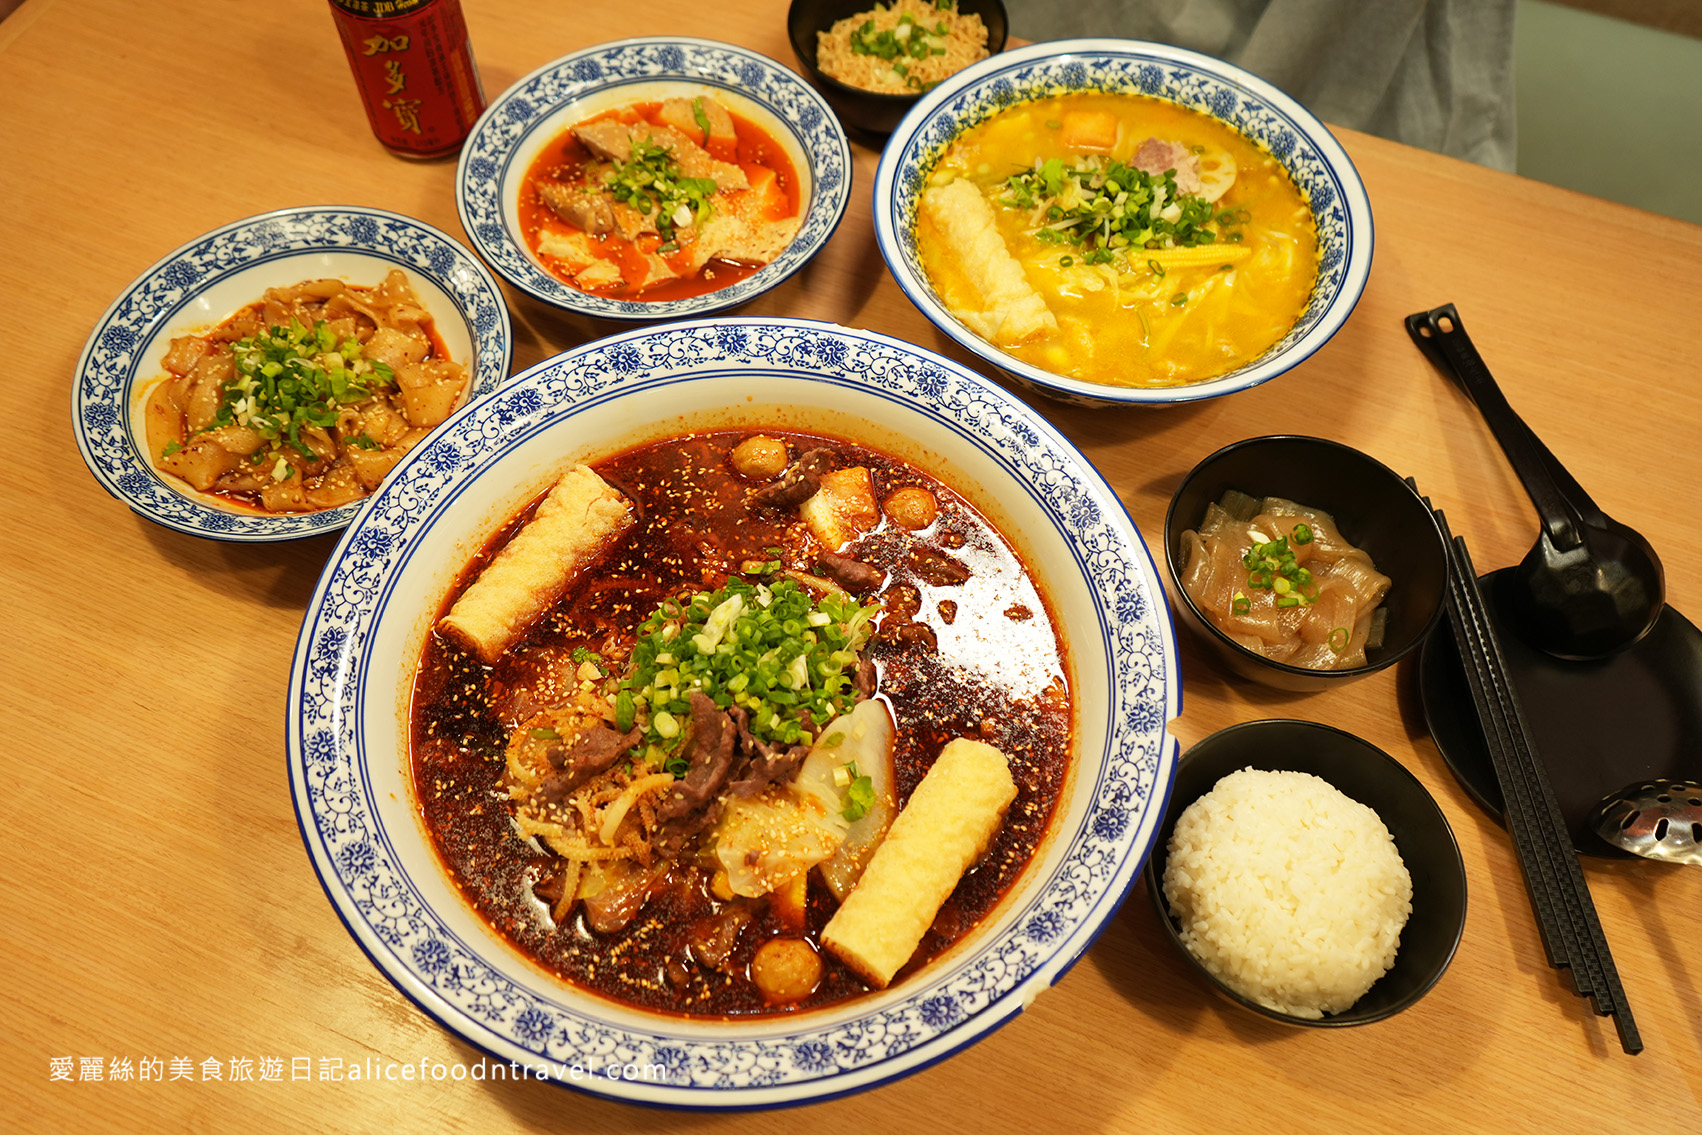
1405;304;1664;660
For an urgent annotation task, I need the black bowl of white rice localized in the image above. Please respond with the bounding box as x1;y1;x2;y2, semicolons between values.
1145;719;1466;1026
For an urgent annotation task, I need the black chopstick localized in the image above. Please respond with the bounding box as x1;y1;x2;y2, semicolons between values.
1444;531;1590;985
1422;494;1642;1053
1437;517;1636;1047
1440;530;1573;971
1438;519;1581;977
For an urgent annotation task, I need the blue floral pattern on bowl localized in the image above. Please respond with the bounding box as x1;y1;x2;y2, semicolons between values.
288;318;1181;1108
873;39;1374;407
72;206;514;543
457;38;852;322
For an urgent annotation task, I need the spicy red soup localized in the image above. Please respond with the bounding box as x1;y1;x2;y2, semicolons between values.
410;430;1071;1018
519;96;804;303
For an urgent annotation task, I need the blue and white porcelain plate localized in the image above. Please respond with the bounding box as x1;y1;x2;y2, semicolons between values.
456;38;852;321
288;318;1181;1108
72;206;513;542
874;39;1374;407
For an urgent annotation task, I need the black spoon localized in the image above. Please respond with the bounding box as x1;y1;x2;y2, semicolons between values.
1405;304;1664;661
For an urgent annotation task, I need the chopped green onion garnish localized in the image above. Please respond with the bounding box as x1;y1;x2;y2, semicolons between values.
1241;532;1318;605
691;96;713;146
849;6;955;87
620;576;878;761
207;316;393;465
997;154;1226;265
604;136;717;242
842;765;876;822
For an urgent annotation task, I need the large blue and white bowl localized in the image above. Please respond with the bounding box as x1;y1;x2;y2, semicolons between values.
72;206;513;542
288;318;1182;1108
457;38;852;322
873;39;1374;407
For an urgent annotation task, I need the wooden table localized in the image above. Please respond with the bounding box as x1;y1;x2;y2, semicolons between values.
5;1;1700;1130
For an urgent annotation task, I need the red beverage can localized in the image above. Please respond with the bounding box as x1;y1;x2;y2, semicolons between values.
329;0;486;159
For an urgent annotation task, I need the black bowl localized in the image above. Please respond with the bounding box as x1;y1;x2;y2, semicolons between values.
1164;435;1448;692
787;0;1009;139
1145;719;1468;1027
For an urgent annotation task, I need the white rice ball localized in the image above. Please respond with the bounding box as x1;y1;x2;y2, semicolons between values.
1162;767;1413;1018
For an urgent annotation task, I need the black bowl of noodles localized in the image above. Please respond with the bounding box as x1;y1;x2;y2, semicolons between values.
787;0;1008;139
1145;719;1468;1028
1163;435;1448;693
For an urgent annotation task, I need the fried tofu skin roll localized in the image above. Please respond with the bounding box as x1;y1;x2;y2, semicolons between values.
821;738;1017;988
437;465;634;663
920;178;1058;346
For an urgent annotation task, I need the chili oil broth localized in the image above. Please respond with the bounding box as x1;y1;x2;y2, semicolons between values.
410;430;1072;1017
519;102;803;304
919;92;1320;387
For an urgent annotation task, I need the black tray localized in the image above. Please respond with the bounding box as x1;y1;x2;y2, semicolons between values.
1420;568;1702;855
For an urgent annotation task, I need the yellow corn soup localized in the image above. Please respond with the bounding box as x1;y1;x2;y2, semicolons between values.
917;93;1319;388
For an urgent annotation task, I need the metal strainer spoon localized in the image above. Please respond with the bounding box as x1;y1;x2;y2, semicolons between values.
1593;780;1702;865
